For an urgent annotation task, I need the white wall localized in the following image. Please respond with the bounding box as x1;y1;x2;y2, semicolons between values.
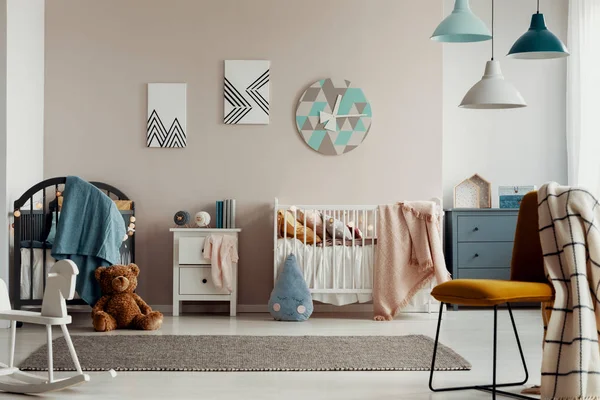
0;0;7;287
6;0;44;208
0;0;45;288
443;0;568;207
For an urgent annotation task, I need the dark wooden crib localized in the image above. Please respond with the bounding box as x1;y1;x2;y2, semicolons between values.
12;177;135;310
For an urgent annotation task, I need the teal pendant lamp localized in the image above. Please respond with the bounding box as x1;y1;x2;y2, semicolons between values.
431;0;492;43
507;0;569;59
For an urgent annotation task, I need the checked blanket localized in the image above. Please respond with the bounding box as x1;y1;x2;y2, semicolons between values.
538;183;600;400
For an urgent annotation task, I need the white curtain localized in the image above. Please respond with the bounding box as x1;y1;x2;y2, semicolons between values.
567;0;600;195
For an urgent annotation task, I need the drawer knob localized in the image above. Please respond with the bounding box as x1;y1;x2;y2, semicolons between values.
202;279;208;284
474;253;479;258
473;227;479;232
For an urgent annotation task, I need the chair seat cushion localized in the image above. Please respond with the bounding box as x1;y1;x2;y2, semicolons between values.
431;279;554;306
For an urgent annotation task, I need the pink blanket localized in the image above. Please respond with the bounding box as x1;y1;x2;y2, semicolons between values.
203;234;239;293
373;202;449;321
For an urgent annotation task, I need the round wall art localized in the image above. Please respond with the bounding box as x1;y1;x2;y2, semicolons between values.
295;78;372;156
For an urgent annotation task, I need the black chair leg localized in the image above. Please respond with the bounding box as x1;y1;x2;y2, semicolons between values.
429;302;535;399
493;304;498;399
507;303;529;385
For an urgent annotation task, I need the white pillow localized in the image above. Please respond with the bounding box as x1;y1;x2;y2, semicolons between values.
325;216;353;240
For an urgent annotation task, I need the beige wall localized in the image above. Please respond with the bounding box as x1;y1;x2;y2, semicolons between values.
44;0;443;306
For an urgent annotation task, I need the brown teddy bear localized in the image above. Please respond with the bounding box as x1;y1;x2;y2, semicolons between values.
92;264;163;332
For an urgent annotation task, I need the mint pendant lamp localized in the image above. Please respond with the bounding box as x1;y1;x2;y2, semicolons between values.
460;0;527;109
507;0;569;59
431;0;492;43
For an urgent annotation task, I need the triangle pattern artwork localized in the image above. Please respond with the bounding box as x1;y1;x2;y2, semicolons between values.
224;60;270;125
147;83;187;148
295;78;372;156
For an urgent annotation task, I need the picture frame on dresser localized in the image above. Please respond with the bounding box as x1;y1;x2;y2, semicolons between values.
170;228;241;316
444;208;519;310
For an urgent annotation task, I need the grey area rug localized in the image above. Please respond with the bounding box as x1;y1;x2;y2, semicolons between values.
19;335;470;372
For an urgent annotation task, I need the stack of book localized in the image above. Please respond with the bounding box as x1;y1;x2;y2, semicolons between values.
215;199;237;228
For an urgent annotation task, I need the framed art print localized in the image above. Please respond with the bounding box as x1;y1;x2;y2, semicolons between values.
147;83;187;148
224;60;270;125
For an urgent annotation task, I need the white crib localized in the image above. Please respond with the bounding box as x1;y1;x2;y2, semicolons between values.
273;198;442;313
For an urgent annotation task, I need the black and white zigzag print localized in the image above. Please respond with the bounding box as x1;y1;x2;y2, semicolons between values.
224;77;252;124
224;69;270;124
245;69;269;116
147;109;186;148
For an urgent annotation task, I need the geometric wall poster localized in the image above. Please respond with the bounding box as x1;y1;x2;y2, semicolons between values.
224;60;270;125
295;78;372;156
147;83;187;148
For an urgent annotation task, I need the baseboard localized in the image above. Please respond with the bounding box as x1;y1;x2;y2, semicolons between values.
150;302;440;314
18;302;440;315
150;304;375;314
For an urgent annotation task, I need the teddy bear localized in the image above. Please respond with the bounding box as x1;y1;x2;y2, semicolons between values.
92;264;163;332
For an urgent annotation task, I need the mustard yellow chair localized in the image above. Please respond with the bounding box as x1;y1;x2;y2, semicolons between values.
429;191;554;399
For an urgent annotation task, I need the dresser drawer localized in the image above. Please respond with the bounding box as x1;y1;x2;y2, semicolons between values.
458;268;511;280
178;236;210;265
457;215;517;242
179;267;229;295
457;242;513;268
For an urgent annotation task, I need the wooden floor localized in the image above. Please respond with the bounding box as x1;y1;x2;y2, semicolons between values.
0;309;543;399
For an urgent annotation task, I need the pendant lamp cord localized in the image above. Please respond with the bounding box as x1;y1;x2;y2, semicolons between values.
537;0;540;13
491;0;494;60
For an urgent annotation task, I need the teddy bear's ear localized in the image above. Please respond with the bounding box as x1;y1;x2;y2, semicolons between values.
128;264;140;276
95;267;107;282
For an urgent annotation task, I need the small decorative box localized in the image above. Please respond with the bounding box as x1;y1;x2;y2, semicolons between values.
454;179;480;208
499;186;536;209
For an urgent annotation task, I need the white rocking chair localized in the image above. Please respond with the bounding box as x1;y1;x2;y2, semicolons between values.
0;260;92;394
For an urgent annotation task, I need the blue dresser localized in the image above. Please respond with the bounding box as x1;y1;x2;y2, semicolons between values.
444;209;519;310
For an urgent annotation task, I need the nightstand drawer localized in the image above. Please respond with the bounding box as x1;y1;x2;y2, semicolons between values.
457;215;517;242
178;237;210;265
458;268;511;280
457;242;513;268
179;267;229;295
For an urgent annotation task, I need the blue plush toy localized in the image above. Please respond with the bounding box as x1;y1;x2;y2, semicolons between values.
269;254;313;321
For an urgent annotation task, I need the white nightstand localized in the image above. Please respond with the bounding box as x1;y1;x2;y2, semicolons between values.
170;228;241;317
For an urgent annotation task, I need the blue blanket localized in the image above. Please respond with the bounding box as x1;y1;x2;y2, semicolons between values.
51;176;126;305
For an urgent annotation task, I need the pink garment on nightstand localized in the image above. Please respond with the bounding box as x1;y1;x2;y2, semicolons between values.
202;234;239;293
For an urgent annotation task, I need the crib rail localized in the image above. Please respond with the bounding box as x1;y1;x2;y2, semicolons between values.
18;212;46;242
273;199;378;295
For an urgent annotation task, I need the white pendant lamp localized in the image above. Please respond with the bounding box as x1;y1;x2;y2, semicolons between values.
460;0;527;109
460;61;526;109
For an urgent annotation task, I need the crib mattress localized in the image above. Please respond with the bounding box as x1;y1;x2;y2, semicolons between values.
276;238;373;306
20;248;55;300
276;238;438;310
19;245;135;301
